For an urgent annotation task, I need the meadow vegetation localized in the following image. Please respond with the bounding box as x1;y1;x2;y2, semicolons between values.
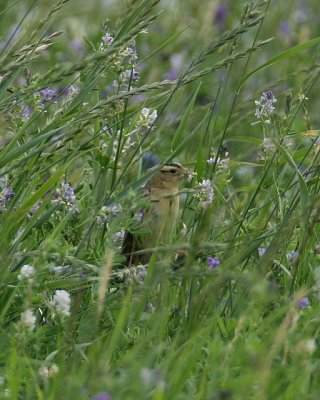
1;0;320;398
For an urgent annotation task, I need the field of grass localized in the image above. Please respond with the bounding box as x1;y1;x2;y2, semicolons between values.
1;0;320;399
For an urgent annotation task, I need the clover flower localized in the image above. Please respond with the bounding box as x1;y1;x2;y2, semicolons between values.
49;264;71;275
100;127;136;164
258;247;266;256
254;91;277;122
140;368;165;388
36;88;57;106
41;88;56;102
257;137;278;162
136;108;158;130
65;84;79;99
96;205;122;224
0;187;14;210
297;297;309;309
50;290;71;317
52;183;79;213
287;250;299;261
18;264;35;282
207;151;230;175
102;33;113;45
261;137;276;154
113;229;125;244
22;105;32;121
20;309;36;331
99;32;114;51
193;179;214;209
38;364;59;379
70;39;85;54
121;43;138;65
207;256;220;269
214;3;229;25
119;68;140;86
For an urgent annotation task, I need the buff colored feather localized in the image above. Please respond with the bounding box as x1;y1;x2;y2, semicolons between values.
122;162;190;266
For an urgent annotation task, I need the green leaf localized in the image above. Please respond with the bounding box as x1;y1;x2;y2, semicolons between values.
277;142;309;231
196;137;205;181
171;81;201;151
226;136;262;145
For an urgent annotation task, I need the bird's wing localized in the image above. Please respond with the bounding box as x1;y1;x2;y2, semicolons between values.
121;229;138;267
121;185;151;267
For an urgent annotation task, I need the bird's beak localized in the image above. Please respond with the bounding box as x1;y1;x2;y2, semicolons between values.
184;168;196;181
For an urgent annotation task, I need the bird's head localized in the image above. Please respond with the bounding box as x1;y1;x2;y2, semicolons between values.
148;162;192;191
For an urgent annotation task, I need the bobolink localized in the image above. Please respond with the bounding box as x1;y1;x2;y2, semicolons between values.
122;161;190;266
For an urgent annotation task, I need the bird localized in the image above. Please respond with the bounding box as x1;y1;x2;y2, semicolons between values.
121;160;191;267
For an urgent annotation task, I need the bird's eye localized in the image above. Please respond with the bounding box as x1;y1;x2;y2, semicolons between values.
169;169;176;174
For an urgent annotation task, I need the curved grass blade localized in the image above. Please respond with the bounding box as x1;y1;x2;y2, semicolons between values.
239;37;320;91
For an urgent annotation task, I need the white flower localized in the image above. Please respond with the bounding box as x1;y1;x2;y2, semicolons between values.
140;368;165;388
96;204;122;224
136;108;157;130
38;364;59;379
207;157;216;165
50;290;71;317
49;265;71;275
52;183;78;213
20;309;36;331
261;137;276;153
287;250;299;261
254;91;277;121
99;32;113;50
49;364;59;377
303;339;316;354
193;179;214;209
18;265;35;282
120;69;140;84
38;366;49;379
113;229;125;243
207;152;230;172
298;92;309;102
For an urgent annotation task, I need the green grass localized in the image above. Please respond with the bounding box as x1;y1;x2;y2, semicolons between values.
1;0;320;399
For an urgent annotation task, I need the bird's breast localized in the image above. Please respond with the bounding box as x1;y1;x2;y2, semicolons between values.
143;191;180;244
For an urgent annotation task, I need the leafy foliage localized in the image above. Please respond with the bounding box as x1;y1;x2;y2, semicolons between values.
1;0;320;399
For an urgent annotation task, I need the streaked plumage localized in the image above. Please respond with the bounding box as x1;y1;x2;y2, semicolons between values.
122;162;190;266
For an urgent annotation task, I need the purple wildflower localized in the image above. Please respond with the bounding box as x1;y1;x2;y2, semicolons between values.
22;106;32;121
166;53;184;80
61;183;76;203
0;187;14;209
287;250;299;261
36;88;57;104
119;68;140;86
214;3;228;25
102;33;113;45
279;21;291;36
135;210;143;222
92;393;112;400
207;256;220;269
258;247;266;256
52;183;78;213
70;39;84;54
254;91;277;122
297;297;309;309
41;88;56;101
2;187;14;203
122;44;138;65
